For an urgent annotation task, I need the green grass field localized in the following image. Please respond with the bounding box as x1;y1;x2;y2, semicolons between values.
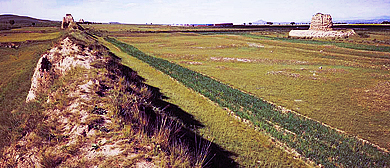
0;27;63;153
103;31;390;151
83;24;248;32
0;27;61;42
106;36;389;167
99;37;309;167
2;22;389;166
83;24;390;166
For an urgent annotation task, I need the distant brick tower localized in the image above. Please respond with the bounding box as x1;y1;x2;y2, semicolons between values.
61;14;75;29
309;13;333;31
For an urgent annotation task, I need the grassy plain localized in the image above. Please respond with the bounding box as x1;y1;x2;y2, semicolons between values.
0;27;63;152
84;24;299;33
84;24;243;32
0;27;61;43
0;24;306;166
99;37;308;167
116;32;390;149
86;24;390;150
0;32;61;42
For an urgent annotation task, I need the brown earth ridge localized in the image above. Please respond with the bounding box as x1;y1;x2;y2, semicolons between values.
1;31;225;167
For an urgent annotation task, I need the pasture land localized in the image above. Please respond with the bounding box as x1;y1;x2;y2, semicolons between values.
0;27;63;152
100;37;308;167
98;29;390;150
106;36;390;167
83;24;261;33
89;25;390;166
0;27;61;42
88;24;390;163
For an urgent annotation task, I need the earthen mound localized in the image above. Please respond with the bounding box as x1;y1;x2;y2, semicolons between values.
289;13;355;38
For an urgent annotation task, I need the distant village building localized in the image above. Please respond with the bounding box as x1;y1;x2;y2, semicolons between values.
78;19;85;23
309;13;333;31
61;14;75;29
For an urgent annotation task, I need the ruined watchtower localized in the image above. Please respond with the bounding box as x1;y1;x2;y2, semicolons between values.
309;13;333;31
61;14;75;29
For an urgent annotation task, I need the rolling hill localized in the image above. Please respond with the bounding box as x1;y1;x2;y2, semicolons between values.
0;14;60;30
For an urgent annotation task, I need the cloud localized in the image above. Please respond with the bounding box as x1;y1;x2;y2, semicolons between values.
125;3;137;7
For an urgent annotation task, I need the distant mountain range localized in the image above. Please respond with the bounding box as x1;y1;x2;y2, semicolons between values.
252;19;268;24
333;16;390;24
0;14;59;24
0;14;60;29
252;16;390;25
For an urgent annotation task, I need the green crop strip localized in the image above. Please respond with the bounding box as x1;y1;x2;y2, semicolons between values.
242;34;390;53
106;37;390;167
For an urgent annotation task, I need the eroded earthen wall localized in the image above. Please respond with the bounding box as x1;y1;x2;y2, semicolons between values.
61;14;75;29
309;13;333;31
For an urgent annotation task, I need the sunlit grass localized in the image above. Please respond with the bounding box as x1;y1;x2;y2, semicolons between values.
0;40;61;109
4;27;60;32
2;30;247;167
114;32;390;150
100;37;309;167
108;36;390;166
0;32;61;42
0;29;63;154
84;24;204;32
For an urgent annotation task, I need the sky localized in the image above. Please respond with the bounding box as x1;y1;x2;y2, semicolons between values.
1;0;389;24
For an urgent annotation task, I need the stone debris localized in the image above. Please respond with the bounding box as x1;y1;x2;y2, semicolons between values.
181;61;203;65
289;29;356;38
210;57;309;65
191;44;238;49
210;57;252;62
247;42;264;48
267;71;301;78
0;42;20;48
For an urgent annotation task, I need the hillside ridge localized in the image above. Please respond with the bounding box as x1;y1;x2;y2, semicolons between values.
0;14;58;22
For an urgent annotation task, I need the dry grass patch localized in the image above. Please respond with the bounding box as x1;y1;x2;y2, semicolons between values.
353;81;390;112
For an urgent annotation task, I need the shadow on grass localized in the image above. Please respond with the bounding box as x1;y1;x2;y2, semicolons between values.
104;51;238;167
